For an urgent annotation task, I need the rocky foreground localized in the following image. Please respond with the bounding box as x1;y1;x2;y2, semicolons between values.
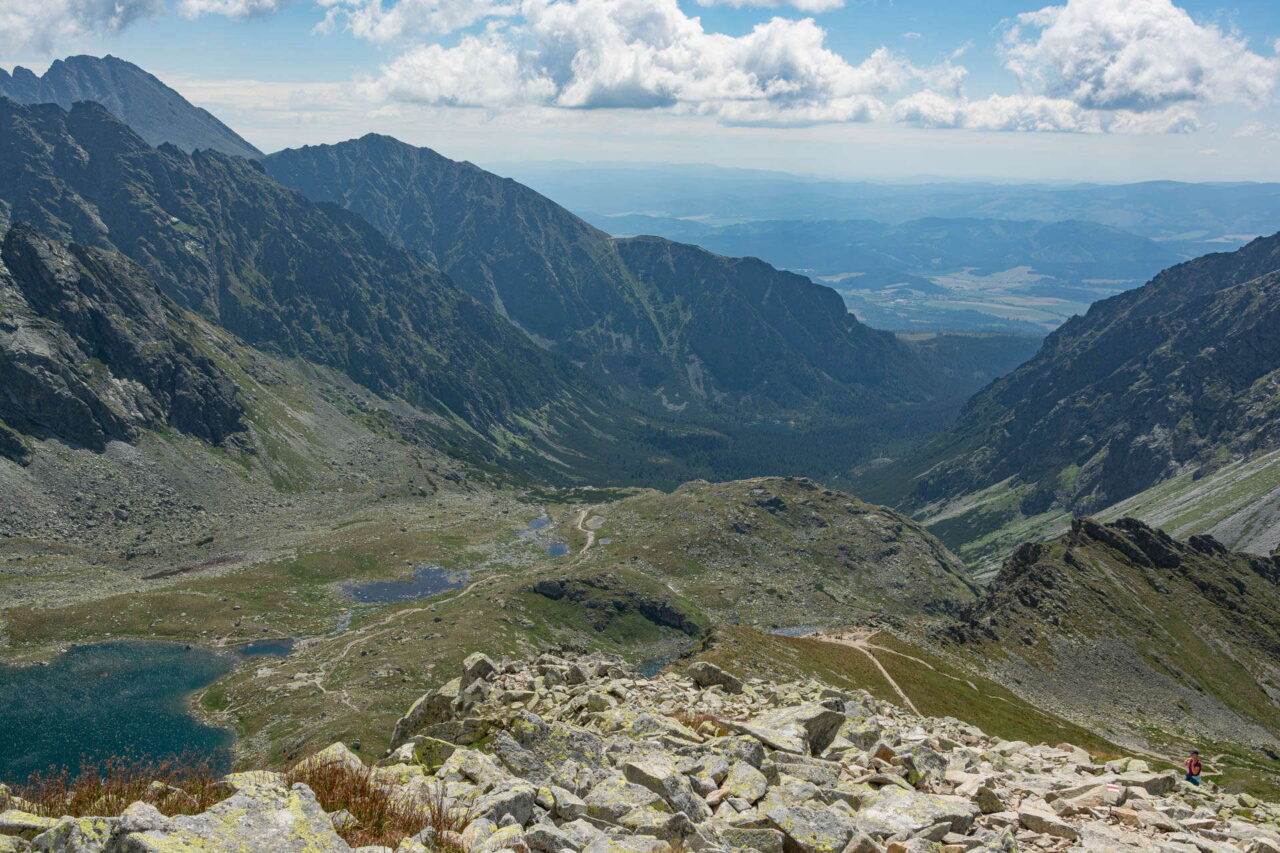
3;652;1280;853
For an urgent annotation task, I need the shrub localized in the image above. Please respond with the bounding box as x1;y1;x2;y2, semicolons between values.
286;758;473;849
15;754;226;818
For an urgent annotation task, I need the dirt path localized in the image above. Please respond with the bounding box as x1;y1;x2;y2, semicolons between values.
816;629;921;714
573;508;605;557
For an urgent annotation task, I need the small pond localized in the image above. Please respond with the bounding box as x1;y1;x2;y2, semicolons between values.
518;515;571;558
0;641;235;784
346;563;468;604
231;637;296;658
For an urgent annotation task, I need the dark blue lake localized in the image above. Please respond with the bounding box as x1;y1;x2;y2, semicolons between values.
346;564;467;603
0;641;236;784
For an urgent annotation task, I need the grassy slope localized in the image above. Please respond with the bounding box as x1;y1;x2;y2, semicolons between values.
692;626;1120;759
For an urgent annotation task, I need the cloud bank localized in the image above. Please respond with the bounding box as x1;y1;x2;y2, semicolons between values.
3;0;1277;134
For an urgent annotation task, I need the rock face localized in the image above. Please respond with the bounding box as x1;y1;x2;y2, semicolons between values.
263;134;937;425
0;224;244;463
0;55;262;158
6;651;1280;853
943;518;1280;749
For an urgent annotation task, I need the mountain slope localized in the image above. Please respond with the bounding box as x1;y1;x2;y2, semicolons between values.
0;99;593;461
941;517;1280;752
0;55;261;159
858;232;1280;565
263;135;934;422
0;224;244;465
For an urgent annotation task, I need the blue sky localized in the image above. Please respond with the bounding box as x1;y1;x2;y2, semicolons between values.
4;0;1280;181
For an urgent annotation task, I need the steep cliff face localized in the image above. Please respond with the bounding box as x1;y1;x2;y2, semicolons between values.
942;517;1280;748
264;135;934;423
0;224;243;464
0;55;261;158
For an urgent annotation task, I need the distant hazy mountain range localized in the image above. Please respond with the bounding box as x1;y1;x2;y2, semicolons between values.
501;160;1280;246
587;213;1186;334
0;55;261;159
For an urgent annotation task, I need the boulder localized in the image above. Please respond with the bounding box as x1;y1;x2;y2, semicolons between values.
622;760;712;822
31;817;116;852
765;804;858;853
294;742;366;777
687;662;744;694
111;780;349;852
463;653;498;683
852;788;977;839
732;704;845;756
1017;809;1078;841
723;761;770;804
391;678;462;746
473;785;538;827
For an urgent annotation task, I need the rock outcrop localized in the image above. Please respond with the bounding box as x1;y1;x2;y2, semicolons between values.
941;518;1280;750
0;224;244;463
12;652;1273;852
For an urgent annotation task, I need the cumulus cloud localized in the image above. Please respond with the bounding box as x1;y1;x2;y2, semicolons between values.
694;0;844;13
371;0;953;125
178;0;287;17
1001;0;1280;112
0;0;160;51
314;0;514;42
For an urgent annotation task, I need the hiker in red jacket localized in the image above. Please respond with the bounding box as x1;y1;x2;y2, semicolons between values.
1185;750;1203;785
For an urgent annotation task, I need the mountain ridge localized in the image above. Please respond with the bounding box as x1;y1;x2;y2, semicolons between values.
263;134;936;424
0;55;261;159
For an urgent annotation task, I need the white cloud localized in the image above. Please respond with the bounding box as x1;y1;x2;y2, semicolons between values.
694;0;844;13
371;0;951;125
0;0;160;51
893;91;1199;133
1235;121;1280;140
1001;0;1280;112
902;31;921;40
178;0;286;17
314;0;515;42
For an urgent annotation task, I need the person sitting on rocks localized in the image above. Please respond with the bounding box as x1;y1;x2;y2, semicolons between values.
1185;750;1203;785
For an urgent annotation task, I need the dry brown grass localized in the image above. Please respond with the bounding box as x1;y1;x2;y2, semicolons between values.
287;758;473;849
14;755;227;818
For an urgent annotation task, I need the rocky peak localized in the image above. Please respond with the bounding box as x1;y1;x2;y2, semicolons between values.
0;54;262;158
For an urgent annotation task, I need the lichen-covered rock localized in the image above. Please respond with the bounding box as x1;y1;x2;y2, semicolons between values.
687;662;743;694
31;817;116;853
111;779;349;852
851;787;977;839
764;804;858;853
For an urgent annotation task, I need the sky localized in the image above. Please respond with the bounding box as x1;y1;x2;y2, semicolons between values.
3;0;1280;181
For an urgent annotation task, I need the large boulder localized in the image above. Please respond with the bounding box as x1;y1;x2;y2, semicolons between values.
111;779;349;852
851;787;977;840
687;662;743;694
764;804;858;853
391;678;462;746
731;704;845;756
623;759;712;822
